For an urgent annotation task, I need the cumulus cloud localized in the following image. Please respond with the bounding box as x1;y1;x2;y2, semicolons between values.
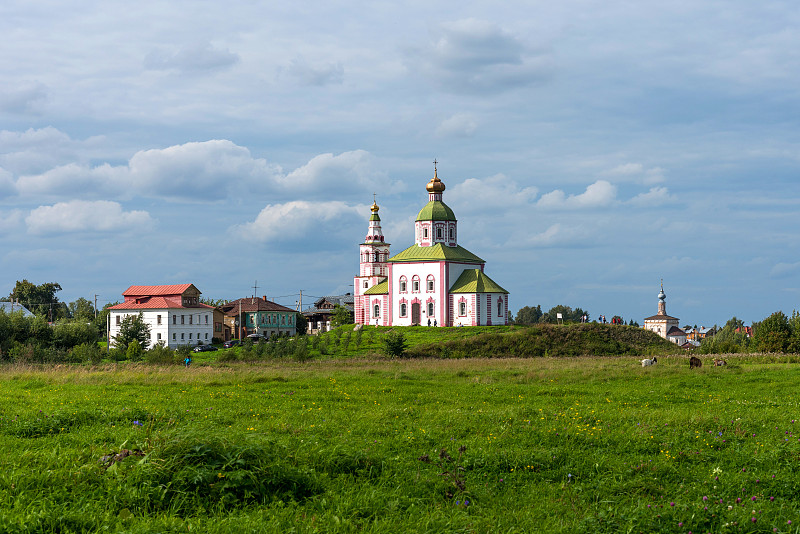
537;180;617;209
628;186;674;206
0;82;47;114
25;200;154;235
448;173;538;211
281;57;344;86
411;18;554;94
14;141;388;203
232;200;362;246
435;113;478;138
144;41;240;72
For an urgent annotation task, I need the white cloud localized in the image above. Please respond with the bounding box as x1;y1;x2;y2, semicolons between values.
0;82;47;113
602;163;665;185
524;223;597;248
233;200;362;245
0;127;105;176
0;209;24;234
411;18;554;94
448;174;537;211
144;41;240;72
25;200;154;235
769;261;800;279
281;57;344;86
628;186;674;207
537;180;617;210
13;141;390;203
435;113;478;138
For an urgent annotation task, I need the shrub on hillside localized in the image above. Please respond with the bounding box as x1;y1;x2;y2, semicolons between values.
383;331;407;358
145;342;174;365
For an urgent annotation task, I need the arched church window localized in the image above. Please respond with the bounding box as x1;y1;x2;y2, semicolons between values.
374;304;380;318
436;227;442;239
412;276;420;292
427;302;435;317
399;276;407;292
459;301;466;316
400;303;407;317
449;228;454;239
497;298;503;316
423;228;428;238
427;275;434;292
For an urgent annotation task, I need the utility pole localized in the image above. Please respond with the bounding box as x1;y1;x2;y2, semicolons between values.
94;294;98;319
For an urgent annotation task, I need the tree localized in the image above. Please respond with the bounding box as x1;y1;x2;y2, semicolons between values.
382;331;407;358
295;313;308;335
789;310;800;354
114;313;151;351
8;280;66;320
513;305;542;325
540;305;589;324
69;297;96;322
331;304;354;327
201;297;228;307
754;311;790;353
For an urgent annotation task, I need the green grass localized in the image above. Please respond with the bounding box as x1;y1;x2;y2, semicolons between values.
2;356;800;532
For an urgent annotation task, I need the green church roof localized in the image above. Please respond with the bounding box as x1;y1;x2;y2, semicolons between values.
388;243;484;263
369;213;380;221
364;280;389;295
416;200;456;222
449;269;508;294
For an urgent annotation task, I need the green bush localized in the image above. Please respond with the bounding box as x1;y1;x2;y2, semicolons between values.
145;342;175;365
382;331;407;358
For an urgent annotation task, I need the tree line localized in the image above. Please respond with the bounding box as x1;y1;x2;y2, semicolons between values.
512;304;639;326
699;312;800;354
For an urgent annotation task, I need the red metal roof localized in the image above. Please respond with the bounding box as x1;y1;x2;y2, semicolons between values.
122;284;197;297
108;298;214;311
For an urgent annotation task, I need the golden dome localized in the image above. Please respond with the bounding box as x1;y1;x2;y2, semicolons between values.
426;168;446;193
370;201;379;213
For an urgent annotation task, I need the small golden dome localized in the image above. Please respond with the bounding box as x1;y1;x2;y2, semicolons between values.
426;167;446;193
370;201;379;213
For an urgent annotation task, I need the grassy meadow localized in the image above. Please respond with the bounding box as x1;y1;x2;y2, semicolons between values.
2;355;800;533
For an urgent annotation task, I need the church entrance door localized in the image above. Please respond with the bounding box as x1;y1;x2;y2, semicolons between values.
411;303;420;325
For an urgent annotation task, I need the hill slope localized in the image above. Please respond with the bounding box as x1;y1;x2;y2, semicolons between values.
403;323;678;358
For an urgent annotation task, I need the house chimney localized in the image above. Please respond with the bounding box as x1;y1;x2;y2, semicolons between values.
263;295;267;302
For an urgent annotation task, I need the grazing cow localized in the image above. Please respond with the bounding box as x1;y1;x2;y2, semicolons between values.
689;356;702;369
641;357;657;367
713;359;727;366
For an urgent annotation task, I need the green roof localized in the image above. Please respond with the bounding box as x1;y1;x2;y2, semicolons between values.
416;200;456;222
364;280;388;295
388;243;484;263
449;269;508;294
369;213;380;221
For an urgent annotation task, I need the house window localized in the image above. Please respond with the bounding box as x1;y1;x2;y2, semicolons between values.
181;333;185;340
400;303;407;317
205;315;209;324
423;228;428;238
181;315;185;325
115;315;120;326
172;333;176;340
205;333;209;339
427;276;434;291
173;315;176;325
189;333;192;339
427;302;434;317
282;315;286;325
412;276;420;292
374;304;380;318
436;228;442;239
189;315;193;325
289;315;293;325
497;298;503;316
157;333;162;340
399;277;407;292
459;302;466;316
157;315;162;325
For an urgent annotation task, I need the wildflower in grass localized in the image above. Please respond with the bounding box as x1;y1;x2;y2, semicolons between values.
703;496;708;501
133;420;143;426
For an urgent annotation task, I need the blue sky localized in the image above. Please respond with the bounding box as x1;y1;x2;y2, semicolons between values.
1;0;798;326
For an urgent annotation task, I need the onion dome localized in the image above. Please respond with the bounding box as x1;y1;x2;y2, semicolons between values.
426;169;446;193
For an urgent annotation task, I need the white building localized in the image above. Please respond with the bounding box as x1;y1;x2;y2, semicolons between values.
108;284;214;348
354;166;509;327
643;282;683;344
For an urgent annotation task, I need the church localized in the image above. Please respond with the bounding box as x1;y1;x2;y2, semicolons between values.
354;165;509;327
